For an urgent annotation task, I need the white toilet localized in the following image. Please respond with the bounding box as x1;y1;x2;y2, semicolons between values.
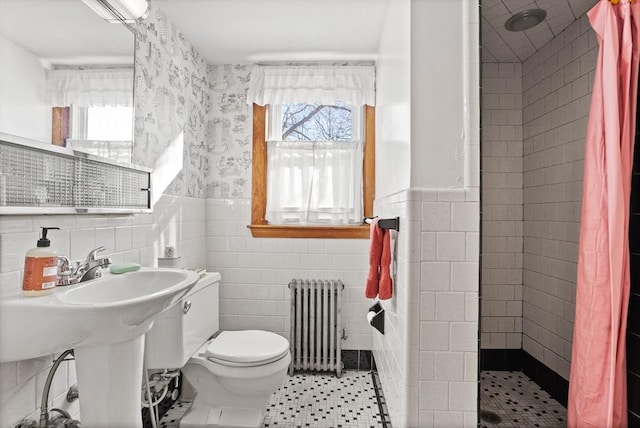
145;272;291;428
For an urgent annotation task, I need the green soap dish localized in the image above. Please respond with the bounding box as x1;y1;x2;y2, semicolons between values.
110;263;142;274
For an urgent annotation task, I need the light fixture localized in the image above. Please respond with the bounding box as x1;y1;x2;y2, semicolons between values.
505;9;547;32
82;0;150;24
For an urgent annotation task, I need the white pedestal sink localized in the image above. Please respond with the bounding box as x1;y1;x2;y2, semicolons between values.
0;268;200;428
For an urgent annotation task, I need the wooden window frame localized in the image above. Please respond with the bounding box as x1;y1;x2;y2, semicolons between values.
52;107;70;146
249;103;375;239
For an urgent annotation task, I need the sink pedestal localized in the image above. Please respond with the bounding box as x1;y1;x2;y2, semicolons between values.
75;335;145;428
0;268;200;426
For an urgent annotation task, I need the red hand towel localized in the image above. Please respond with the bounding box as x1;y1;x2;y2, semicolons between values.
365;218;383;298
378;228;393;300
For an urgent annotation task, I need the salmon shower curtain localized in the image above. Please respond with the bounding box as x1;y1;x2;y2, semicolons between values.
568;1;640;427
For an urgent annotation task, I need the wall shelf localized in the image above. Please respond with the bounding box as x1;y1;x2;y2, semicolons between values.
0;133;152;215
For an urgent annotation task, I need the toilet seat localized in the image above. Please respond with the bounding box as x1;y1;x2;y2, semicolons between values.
204;330;289;367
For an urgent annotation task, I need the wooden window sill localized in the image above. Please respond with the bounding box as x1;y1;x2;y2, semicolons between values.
248;224;370;239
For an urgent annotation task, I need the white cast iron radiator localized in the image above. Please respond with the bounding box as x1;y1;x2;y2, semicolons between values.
288;279;344;377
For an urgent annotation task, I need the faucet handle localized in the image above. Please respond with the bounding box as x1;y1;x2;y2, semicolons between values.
86;246;107;262
56;256;78;286
57;256;74;274
98;257;112;268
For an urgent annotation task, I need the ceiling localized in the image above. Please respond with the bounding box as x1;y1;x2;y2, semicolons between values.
153;0;391;64
0;0;599;67
157;0;598;65
482;0;598;62
0;0;134;65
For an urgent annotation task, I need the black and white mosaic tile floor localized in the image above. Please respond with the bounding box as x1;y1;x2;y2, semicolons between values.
160;371;391;428
480;371;567;428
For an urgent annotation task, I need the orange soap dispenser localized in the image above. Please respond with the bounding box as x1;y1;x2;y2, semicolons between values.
22;227;60;297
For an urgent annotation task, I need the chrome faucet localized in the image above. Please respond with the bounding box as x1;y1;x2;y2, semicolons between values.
57;246;112;286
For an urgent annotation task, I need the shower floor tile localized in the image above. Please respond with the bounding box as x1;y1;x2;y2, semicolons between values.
159;371;391;428
480;371;567;428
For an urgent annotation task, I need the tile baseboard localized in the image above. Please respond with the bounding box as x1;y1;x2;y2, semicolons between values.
480;348;522;371
480;348;569;408
342;349;373;371
521;351;569;408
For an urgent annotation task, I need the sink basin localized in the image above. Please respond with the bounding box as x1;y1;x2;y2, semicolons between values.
60;269;196;306
0;267;199;363
0;267;200;427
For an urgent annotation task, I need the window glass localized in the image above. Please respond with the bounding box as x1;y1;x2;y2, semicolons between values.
281;102;352;141
67;105;133;164
265;102;364;225
249;104;375;238
270;102;362;142
86;105;133;141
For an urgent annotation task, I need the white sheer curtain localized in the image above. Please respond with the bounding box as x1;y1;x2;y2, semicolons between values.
46;68;134;107
247;65;375;106
266;140;364;225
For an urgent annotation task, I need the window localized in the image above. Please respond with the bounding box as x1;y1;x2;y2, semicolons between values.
249;103;374;238
67;105;133;164
267;102;362;225
47;67;134;164
247;65;376;239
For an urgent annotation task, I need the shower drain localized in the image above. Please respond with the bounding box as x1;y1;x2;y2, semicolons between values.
480;409;503;424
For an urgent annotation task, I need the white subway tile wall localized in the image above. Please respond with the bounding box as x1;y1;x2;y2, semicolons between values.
0;195;206;426
373;188;480;428
417;189;479;426
481;61;524;350
371;189;413;427
521;14;595;381
205;199;372;351
370;4;481;425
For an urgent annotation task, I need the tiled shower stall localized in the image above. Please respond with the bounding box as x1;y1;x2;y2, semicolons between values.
481;4;640;425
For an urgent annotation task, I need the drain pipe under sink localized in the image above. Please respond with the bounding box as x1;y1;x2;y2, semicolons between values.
39;349;78;428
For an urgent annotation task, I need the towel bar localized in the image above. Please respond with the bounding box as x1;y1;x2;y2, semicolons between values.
364;217;400;231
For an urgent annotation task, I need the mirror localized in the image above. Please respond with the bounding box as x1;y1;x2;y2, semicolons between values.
0;0;135;164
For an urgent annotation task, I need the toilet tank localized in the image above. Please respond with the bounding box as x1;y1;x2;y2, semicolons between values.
145;272;221;369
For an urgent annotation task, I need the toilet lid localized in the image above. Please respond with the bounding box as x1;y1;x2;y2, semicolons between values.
204;330;289;365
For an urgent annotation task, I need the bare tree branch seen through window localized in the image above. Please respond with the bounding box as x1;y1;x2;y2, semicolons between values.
281;102;352;141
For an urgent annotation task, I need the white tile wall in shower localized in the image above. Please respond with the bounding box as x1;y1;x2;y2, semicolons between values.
205;199;372;351
481;62;524;350
521;13;596;380
0;195;207;426
371;189;479;428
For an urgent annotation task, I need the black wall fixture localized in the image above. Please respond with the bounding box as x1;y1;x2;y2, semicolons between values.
364;217;400;231
367;302;385;335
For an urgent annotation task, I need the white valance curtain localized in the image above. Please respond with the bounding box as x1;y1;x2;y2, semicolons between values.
247;65;375;106
266;140;364;225
46;68;134;107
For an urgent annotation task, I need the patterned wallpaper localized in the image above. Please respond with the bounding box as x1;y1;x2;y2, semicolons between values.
133;6;374;202
133;4;211;198
206;64;252;199
204;62;375;200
